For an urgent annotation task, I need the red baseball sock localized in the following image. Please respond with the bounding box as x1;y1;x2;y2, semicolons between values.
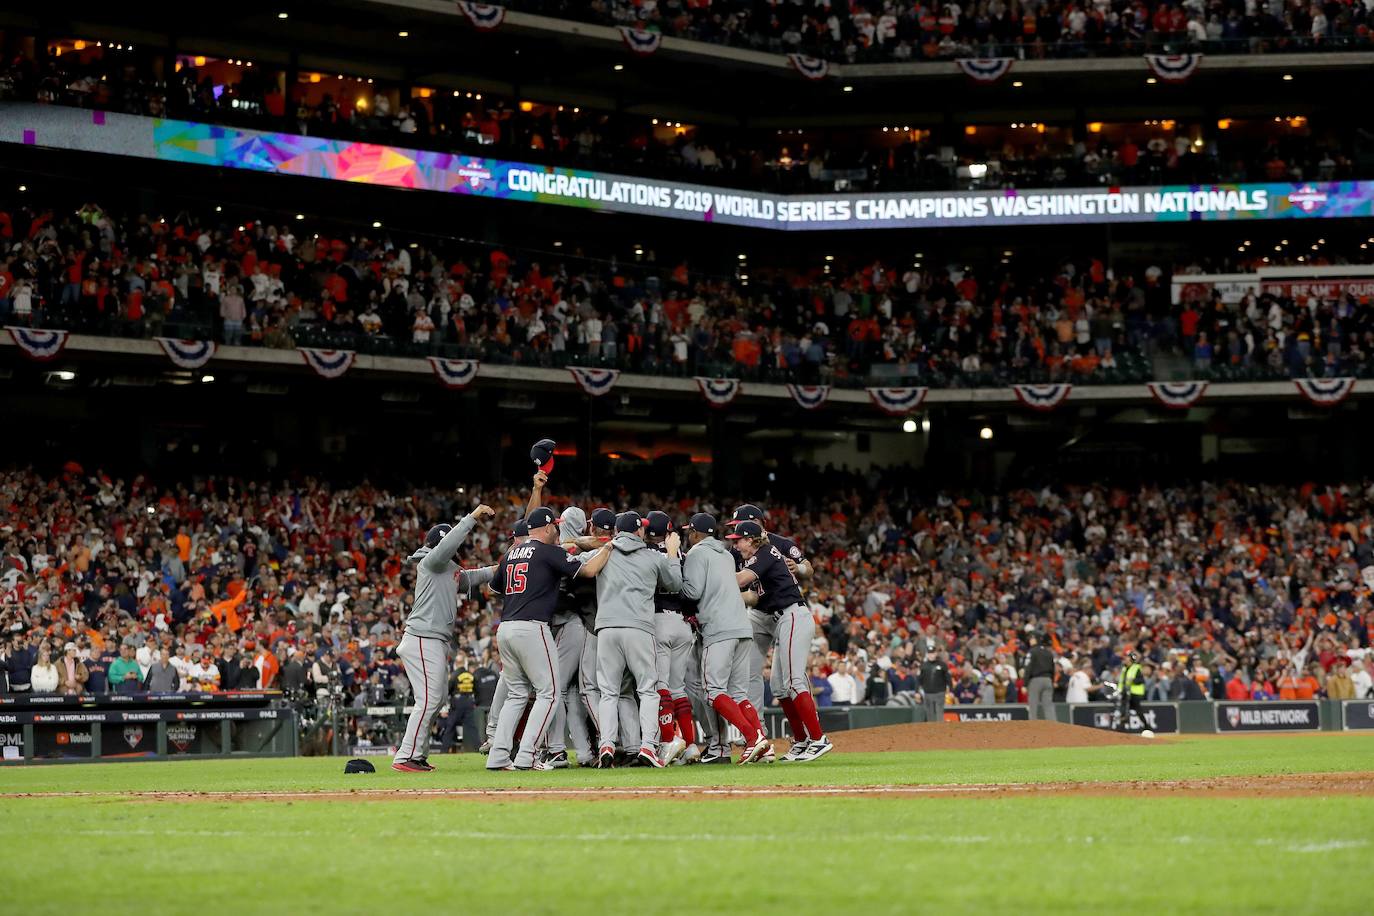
793;692;824;740
711;695;757;741
672;696;696;745
657;690;676;742
738;700;764;738
778;696;806;741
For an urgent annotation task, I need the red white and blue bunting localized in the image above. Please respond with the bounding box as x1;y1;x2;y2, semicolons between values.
955;58;1014;84
298;348;356;379
1294;377;1356;407
787;54;830;81
867;386;929;416
618;26;662;56
1145;53;1203;82
786;384;831;410
695;376;742;408
155;337;216;370
5;326;70;361
1146;381;1208;409
427;357;480;389
1012;383;1073;411
457;1;506;30
569;367;620;396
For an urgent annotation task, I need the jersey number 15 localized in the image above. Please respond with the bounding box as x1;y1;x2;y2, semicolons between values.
505;562;529;595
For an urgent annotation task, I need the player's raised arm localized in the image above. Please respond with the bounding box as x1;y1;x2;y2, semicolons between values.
575;541;614;578
525;470;548;518
420;504;495;572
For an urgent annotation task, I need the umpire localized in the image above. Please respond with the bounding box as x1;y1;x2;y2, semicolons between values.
1024;632;1058;720
439;658;478;753
918;645;951;724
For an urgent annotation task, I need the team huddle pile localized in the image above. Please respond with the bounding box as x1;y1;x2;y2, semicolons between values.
392;463;832;773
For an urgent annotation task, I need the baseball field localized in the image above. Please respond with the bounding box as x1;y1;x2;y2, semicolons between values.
3;723;1371;915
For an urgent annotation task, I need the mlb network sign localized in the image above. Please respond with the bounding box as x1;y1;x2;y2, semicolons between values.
1215;701;1320;732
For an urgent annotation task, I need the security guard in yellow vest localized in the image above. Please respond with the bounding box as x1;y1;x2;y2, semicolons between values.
1115;651;1147;732
439;661;479;752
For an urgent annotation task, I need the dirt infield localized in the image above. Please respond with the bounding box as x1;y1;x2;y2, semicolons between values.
826;720;1144;754
4;771;1371;802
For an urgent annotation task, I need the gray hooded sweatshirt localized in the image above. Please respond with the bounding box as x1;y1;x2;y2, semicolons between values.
552;506;590;627
593;533;682;635
404;514;494;640
681;537;751;647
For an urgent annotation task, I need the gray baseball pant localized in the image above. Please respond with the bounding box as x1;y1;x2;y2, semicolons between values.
596;627;658;753
654;612;694;698
922;692;945;724
770;605;814;701
547;617;593;758
747;607;777;711
1029;676;1055;721
702;637;751;703
485;672;509;741
686;639;718;748
395;632;451;762
618;670;641;751
485;621;560;770
578;627;601;738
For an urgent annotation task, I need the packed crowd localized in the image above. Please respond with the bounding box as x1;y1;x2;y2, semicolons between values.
2;468;1373;736
0;44;1362;194
5;196;1373;388
513;0;1374;62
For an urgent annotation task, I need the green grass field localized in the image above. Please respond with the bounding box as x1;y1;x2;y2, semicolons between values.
3;735;1371;915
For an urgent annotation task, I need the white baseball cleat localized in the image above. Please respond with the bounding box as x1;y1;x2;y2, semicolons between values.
739;732;771;764
660;736;687;766
780;740;811;762
799;735;833;762
676;743;702;766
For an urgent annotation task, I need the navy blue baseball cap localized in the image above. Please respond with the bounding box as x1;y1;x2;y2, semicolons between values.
616;511;647;533
424;524;453;548
688;513;717;535
527;507;557;531
725;520;763;540
646;511;672;537
530;438;557;473
728;504;764;526
512;517;529;537
590;508;616;533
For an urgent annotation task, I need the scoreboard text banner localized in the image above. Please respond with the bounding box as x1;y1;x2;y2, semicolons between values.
3;104;1373;232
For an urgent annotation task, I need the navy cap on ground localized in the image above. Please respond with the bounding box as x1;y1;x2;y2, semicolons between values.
646;511;672;537
512;517;529;537
590;508;616;532
725;519;763;539
616;511;647;533
728;504;764;525
527;507;557;530
688;512;717;535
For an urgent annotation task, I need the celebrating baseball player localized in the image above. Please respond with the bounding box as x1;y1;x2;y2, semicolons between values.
485;507;612;771
681;513;772;764
593;511;683;768
647;511;698;765
728;518;832;762
393;504;498;773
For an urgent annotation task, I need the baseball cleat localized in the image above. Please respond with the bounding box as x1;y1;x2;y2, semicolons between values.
676;743;702;766
742;732;772;764
409;757;436;772
780;740;811;762
698;747;728;765
660;736;687;766
391;760;430;773
758;747;776;763
800;735;833;761
632;746;666;768
478;739;493;754
484;764;515;771
597;745;616;769
543;751;570;769
515;760;555;771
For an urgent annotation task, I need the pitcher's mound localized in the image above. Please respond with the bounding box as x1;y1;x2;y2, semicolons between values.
831;720;1146;754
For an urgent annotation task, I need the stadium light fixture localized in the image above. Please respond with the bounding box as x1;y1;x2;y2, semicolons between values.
1146;77;1157;84
295;213;304;220
968;163;988;178
980;427;994;440
55;370;76;381
1011;81;1023;88
17;184;25;192
921;418;931;434
398;30;409;37
372;220;382;228
843;85;853;92
201;375;215;383
824;254;835;261
278;12;288;19
1282;74;1293;81
737;253;747;260
902;419;917;433
613;64;624;71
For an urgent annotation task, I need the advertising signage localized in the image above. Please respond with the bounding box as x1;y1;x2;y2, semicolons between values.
4;103;1374;232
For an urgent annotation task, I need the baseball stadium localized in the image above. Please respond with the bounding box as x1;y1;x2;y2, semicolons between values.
2;3;1374;913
